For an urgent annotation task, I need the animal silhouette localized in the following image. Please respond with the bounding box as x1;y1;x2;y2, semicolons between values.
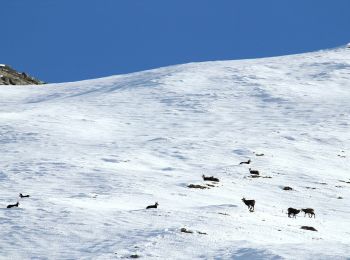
287;207;300;218
249;168;259;175
242;198;255;212
146;202;159;209
7;202;19;209
202;175;219;182
301;208;315;218
239;159;251;165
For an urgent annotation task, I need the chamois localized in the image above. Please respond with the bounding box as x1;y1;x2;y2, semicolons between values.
242;198;255;212
239;159;251;165
19;193;30;198
301;208;315;218
202;175;219;182
146;202;159;209
7;202;19;209
287;207;300;218
249;168;259;175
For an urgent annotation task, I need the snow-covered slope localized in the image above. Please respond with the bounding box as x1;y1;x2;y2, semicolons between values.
1;47;350;259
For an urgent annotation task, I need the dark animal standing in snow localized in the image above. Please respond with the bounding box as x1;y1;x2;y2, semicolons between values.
249;168;259;175
301;208;315;218
7;202;19;209
242;198;255;212
146;202;159;209
287;207;300;218
19;193;30;198
239;159;251;165
202;175;219;182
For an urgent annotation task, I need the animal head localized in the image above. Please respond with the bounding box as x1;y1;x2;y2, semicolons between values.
242;198;246;201
155;202;159;206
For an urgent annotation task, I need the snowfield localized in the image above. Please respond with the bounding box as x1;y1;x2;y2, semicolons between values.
1;46;350;259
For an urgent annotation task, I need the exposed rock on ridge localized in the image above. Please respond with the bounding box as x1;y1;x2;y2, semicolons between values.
0;64;45;85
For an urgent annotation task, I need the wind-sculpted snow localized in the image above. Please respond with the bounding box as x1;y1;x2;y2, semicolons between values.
0;47;350;259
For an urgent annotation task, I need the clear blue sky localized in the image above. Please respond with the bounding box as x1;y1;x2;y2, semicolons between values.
2;0;350;83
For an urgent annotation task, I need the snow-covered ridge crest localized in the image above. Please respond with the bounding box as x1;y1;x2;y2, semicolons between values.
0;46;350;259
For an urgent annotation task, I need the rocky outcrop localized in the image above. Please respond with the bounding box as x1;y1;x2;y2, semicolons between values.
0;64;45;85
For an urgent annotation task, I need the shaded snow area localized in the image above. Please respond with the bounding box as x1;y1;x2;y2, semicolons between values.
1;47;350;259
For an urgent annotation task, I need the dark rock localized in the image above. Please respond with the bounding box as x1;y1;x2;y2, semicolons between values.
301;226;317;232
187;184;208;189
9;78;16;85
180;228;193;234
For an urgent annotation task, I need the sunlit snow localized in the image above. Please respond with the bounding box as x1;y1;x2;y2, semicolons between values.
1;46;350;259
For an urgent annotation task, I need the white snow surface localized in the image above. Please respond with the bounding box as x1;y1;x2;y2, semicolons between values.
1;47;350;259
